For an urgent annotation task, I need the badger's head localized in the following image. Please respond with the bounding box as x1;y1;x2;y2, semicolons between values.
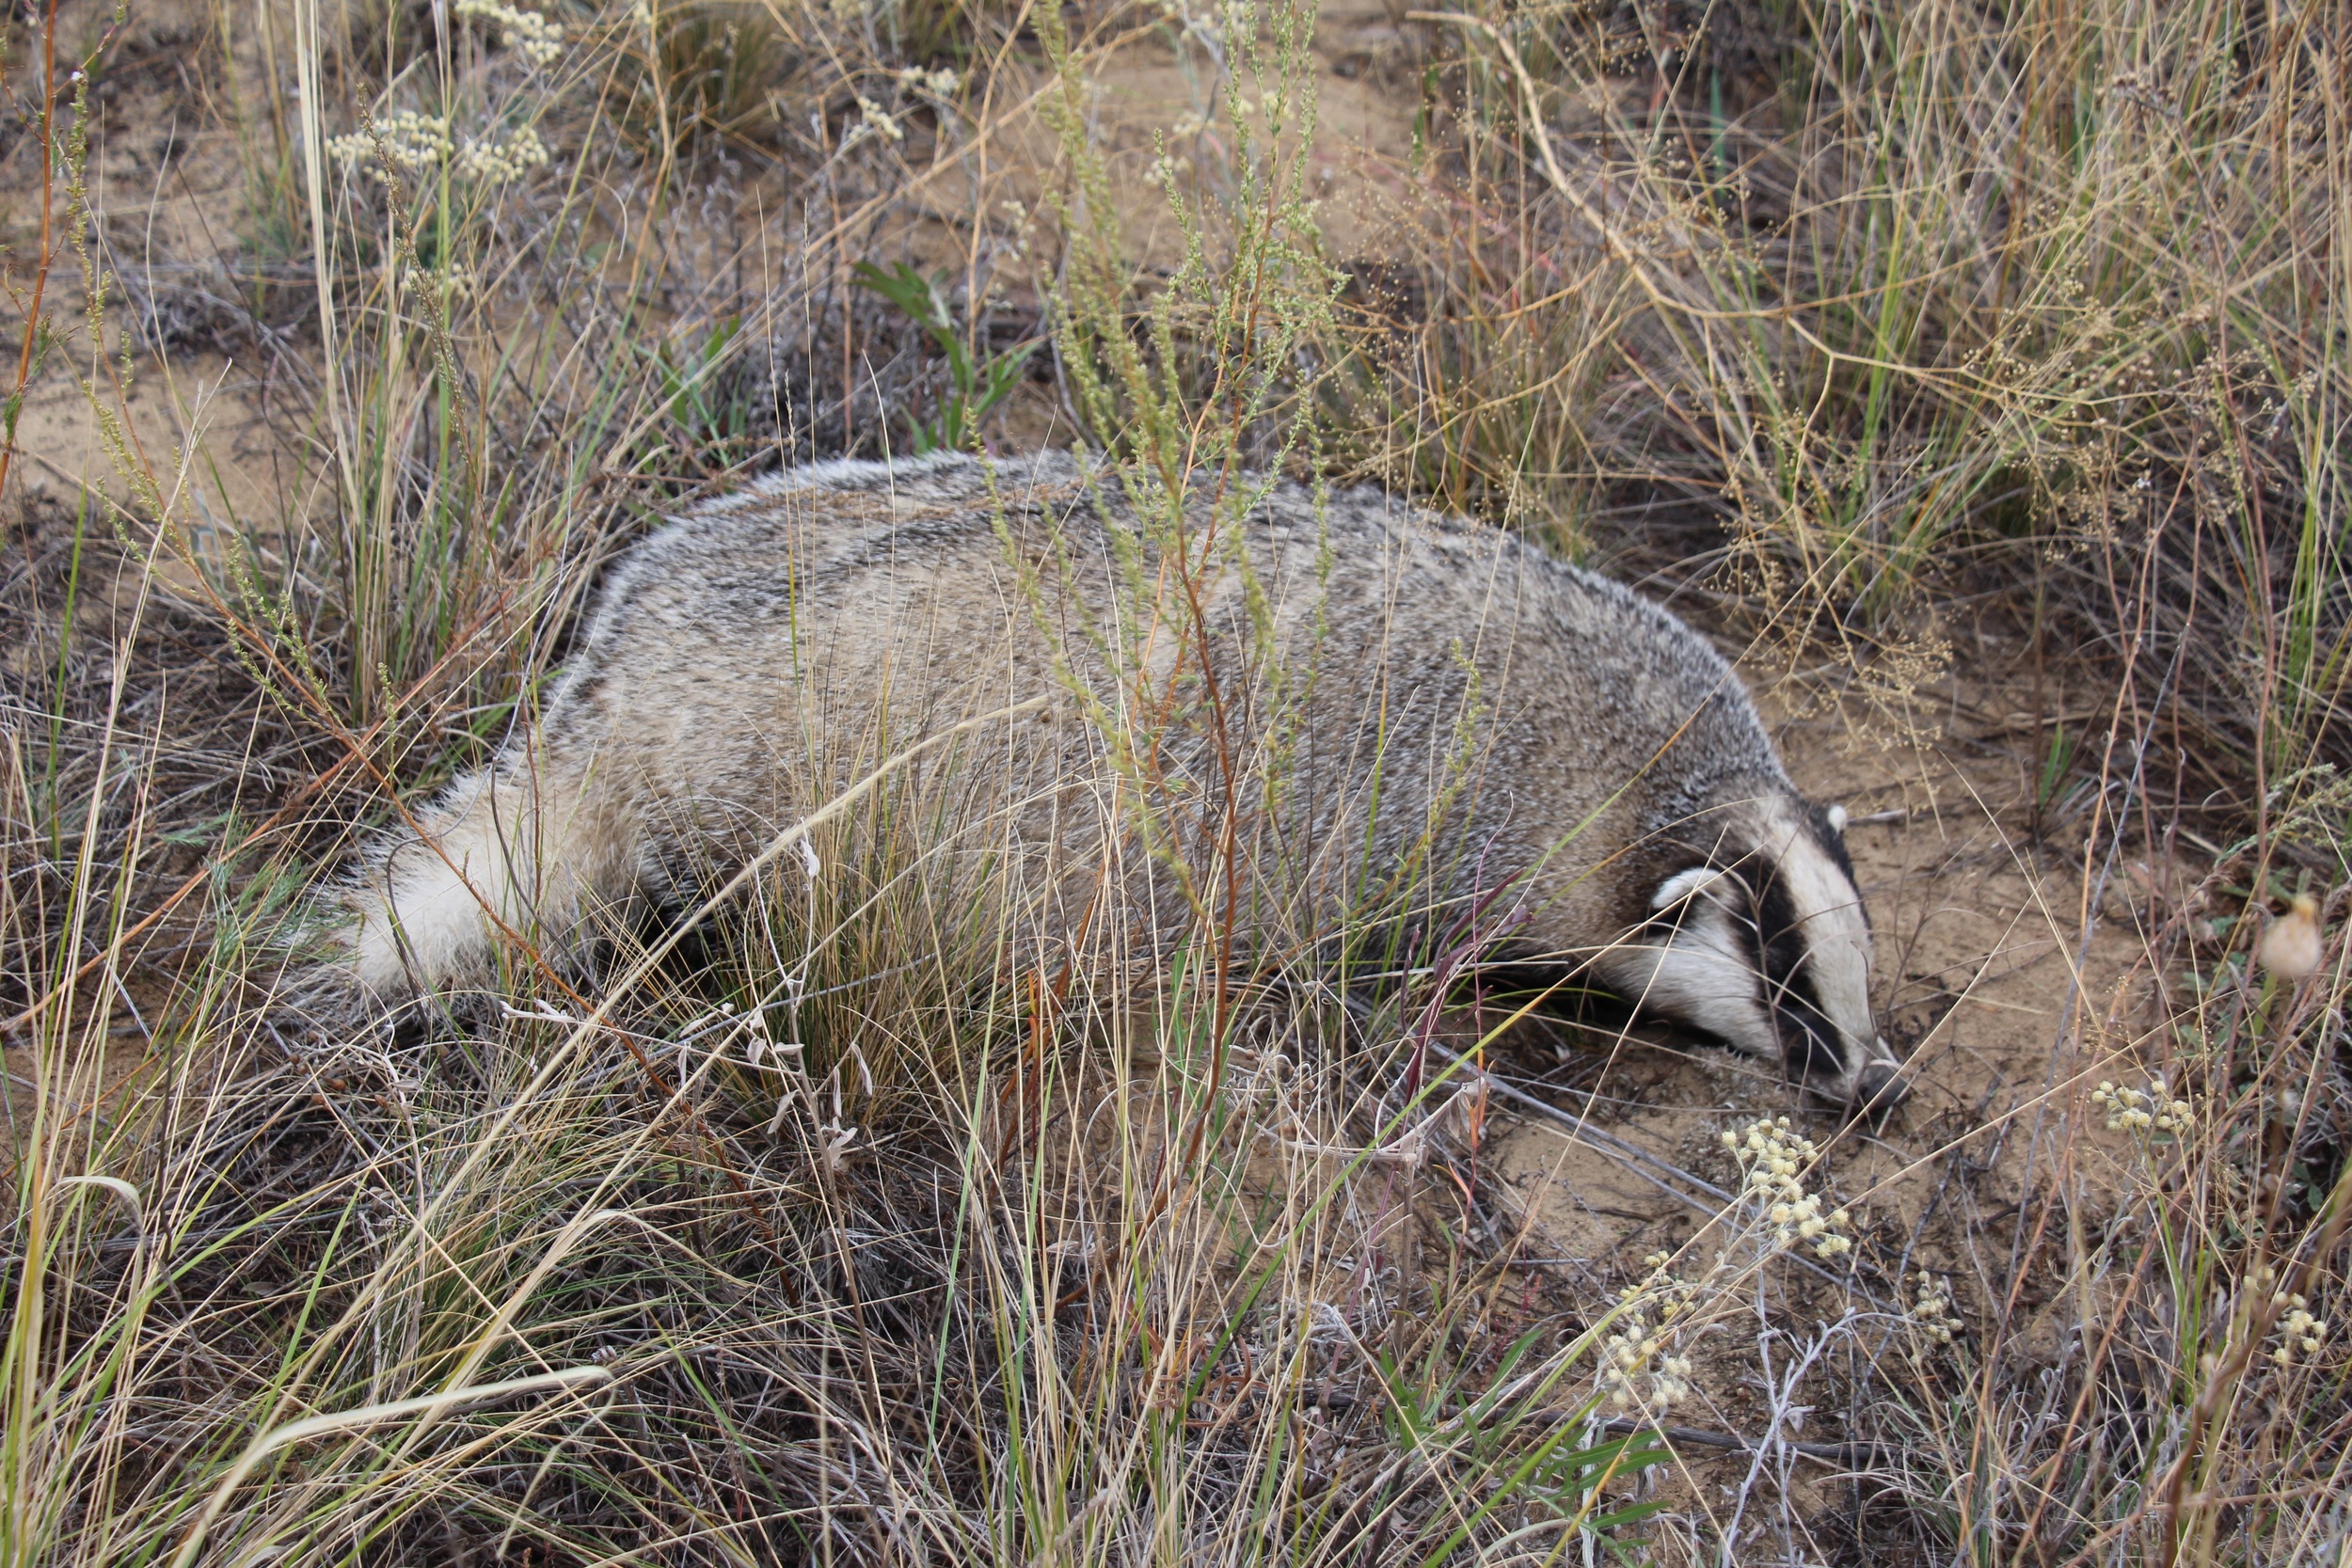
1603;797;1907;1117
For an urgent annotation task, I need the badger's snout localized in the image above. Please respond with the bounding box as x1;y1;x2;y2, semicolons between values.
1849;1058;1911;1119
1776;1010;1909;1118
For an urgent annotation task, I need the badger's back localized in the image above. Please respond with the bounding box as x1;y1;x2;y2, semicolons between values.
457;453;1782;984
356;452;1864;1032
339;451;1910;1105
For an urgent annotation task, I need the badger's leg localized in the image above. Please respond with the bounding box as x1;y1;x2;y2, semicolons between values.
349;757;640;999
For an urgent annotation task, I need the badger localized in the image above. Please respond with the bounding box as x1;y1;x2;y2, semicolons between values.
338;451;1907;1114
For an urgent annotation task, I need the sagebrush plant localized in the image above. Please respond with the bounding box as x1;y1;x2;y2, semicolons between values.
1;0;2346;1561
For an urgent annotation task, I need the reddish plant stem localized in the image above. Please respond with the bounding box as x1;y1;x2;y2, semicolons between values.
0;0;60;502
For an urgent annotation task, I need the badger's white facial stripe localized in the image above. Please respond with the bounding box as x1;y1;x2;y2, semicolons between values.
1603;800;1890;1096
1756;812;1882;1078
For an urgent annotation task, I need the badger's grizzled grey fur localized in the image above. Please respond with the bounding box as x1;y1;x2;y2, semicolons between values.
342;451;1905;1110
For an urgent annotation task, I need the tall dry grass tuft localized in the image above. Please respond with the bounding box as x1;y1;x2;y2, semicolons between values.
1334;0;2347;799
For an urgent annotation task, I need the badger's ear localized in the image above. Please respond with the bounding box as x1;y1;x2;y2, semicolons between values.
1825;802;1850;834
1651;863;1732;911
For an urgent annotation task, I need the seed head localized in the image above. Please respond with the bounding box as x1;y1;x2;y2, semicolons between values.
2259;895;2324;982
2271;1295;2328;1365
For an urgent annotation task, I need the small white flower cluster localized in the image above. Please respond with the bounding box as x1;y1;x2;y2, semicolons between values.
1908;1273;1963;1347
629;0;655;25
455;125;551;182
420;264;477;297
329;113;550;187
896;64;961;97
455;0;565;66
326;111;453;181
2090;1075;2194;1135
1153;0;1224;44
993;199;1037;261
1723;1116;1854;1259
848;96;904;145
1596;1252;1697;1410
2272;1294;2328;1366
1599;1305;1695;1412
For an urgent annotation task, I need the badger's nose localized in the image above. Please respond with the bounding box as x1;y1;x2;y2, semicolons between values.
1848;1060;1910;1122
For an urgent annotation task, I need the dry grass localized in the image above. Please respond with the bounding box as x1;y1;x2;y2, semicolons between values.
0;0;2345;1560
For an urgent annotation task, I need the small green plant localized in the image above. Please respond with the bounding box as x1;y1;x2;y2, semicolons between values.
648;314;761;472
2035;721;2077;819
850;261;1034;453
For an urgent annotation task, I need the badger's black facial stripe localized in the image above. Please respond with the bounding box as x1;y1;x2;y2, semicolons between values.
1808;802;1858;885
1742;870;1848;1080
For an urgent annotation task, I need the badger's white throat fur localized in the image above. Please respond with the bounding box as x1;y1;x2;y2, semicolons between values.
335;451;1907;1111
